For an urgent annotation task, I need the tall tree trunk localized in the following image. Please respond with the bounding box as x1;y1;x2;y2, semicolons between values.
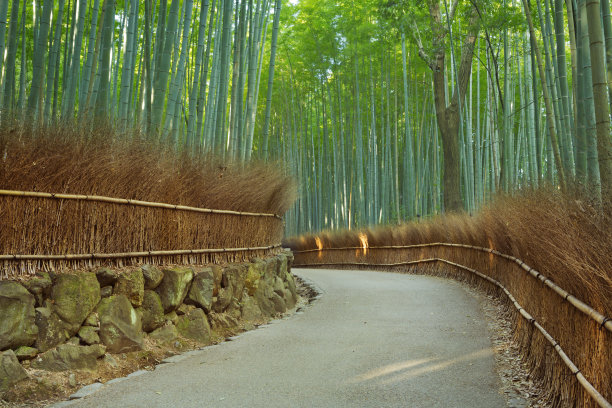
586;0;612;199
94;0;115;119
26;0;53;119
62;0;88;119
186;0;210;147
151;0;180;132
600;0;612;112
521;0;567;190
416;1;479;212
119;0;139;128
261;0;281;159
213;0;234;156
164;0;194;140
2;0;20;120
0;0;10;91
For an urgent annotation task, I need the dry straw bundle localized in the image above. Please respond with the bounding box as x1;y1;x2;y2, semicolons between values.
286;189;611;407
0;124;296;277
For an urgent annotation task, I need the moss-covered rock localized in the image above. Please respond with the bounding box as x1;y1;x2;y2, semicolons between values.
283;289;297;309
31;344;106;371
77;326;100;345
285;272;297;300
164;311;178;325
212;287;233;313
50;272;100;334
270;292;286;314
156;267;193;313
176;304;196;315
67;337;80;345
240;294;264;321
14;346;38;361
273;276;285;297
185;268;214;312
211;265;223;295
278;253;289;277
84;312;100;327
23;272;52;307
100;286;113;298
34;307;70;352
148;324;178;344
114;269;144;307
253;280;276;317
0;281;38;350
96;268;118;287
244;262;263;296
0;350;28;391
223;265;247;302
176;309;211;344
141;290;164;333
263;257;280;280
209;313;239;331
97;295;143;353
141;265;163;290
283;249;294;272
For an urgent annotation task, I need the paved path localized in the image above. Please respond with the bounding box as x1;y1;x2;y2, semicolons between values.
64;269;506;408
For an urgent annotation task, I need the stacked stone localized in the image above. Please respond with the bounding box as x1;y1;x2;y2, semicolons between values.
0;250;295;391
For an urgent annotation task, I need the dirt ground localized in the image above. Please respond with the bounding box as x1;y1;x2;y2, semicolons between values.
464;285;551;408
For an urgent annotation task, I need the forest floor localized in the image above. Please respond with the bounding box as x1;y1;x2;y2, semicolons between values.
461;285;550;407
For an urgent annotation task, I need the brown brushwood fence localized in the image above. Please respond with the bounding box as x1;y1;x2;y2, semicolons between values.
293;244;612;408
0;190;284;278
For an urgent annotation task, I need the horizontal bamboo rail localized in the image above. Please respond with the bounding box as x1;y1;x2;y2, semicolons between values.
0;189;282;219
293;255;612;408
0;244;282;261
293;243;612;333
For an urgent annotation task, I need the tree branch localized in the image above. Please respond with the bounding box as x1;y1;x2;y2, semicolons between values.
410;19;435;70
451;4;480;108
448;0;460;23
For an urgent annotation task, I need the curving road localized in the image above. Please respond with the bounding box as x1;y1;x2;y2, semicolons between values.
60;268;506;408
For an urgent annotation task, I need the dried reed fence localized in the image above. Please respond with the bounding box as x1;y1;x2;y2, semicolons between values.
0;189;284;278
291;244;611;407
0;123;296;279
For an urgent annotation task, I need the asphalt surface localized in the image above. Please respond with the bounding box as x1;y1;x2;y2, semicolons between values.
62;268;506;408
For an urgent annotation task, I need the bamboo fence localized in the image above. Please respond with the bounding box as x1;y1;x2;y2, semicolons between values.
293;244;612;408
0;189;284;278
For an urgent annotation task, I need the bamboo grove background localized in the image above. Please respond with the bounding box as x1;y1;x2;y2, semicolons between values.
272;0;612;235
0;0;609;235
0;0;282;160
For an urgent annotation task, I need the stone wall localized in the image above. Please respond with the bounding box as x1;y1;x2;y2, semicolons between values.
0;250;296;392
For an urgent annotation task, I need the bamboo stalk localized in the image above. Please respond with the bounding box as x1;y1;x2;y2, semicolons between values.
292;243;612;332
0;189;282;219
293;256;611;408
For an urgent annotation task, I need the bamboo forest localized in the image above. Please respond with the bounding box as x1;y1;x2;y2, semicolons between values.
0;0;610;236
